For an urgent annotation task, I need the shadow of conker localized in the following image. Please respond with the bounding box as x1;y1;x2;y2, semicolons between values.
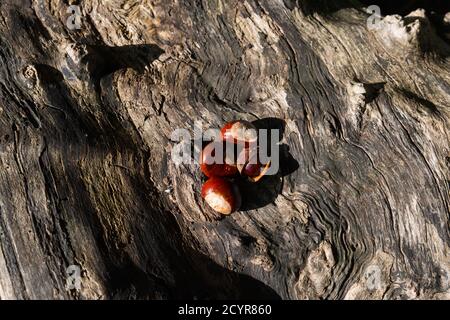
237;174;283;211
236;118;300;211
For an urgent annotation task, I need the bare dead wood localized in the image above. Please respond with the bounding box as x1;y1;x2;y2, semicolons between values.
0;0;449;299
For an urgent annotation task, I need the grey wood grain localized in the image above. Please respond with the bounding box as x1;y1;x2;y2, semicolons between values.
0;0;448;299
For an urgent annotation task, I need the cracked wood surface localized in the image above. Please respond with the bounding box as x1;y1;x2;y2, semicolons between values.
0;0;449;299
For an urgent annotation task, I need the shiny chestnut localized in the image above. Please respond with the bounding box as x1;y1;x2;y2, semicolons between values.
220;120;258;145
199;141;238;178
237;147;272;182
201;177;242;215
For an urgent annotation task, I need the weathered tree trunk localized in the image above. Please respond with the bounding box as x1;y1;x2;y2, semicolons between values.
0;0;449;299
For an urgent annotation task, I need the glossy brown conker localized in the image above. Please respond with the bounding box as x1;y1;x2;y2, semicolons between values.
199;141;238;178
237;147;272;182
220;120;258;145
201;177;242;215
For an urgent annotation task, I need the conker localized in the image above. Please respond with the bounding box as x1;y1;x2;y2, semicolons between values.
237;147;271;182
201;177;242;215
199;141;238;177
220;120;258;145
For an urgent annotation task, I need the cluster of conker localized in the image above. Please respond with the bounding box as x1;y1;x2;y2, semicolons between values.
200;120;271;215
